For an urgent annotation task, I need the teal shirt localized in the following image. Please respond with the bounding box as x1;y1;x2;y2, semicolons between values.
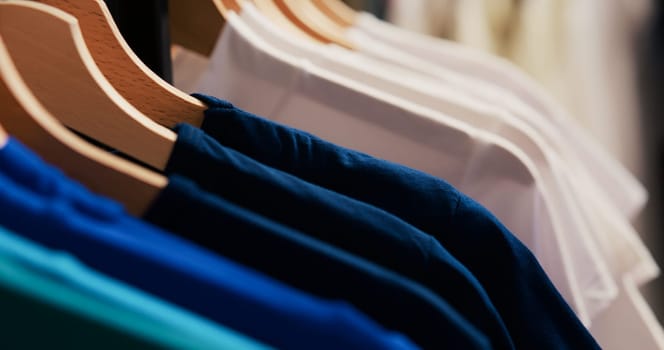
0;225;272;350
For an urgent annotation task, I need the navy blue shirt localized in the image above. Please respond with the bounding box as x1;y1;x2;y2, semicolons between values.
191;93;601;350
0;138;424;350
168;123;514;350
146;173;489;350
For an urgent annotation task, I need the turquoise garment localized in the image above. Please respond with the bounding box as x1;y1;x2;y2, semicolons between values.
0;225;272;350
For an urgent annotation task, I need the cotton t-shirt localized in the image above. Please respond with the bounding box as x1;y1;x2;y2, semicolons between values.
349;11;646;220
145;176;488;350
0;254;166;350
167;122;514;350
0;225;271;350
234;5;624;320
0;138;423;350
172;14;587;320
190;94;601;350
351;11;661;347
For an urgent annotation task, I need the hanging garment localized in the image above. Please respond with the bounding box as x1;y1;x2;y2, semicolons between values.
145;175;488;350
0;254;166;350
165;122;515;350
350;10;647;222
233;6;656;323
171;11;596;323
0;225;270;350
424;0;649;183
180;93;601;350
234;5;642;320
345;21;647;223
350;8;658;285
0;138;421;350
346;5;663;348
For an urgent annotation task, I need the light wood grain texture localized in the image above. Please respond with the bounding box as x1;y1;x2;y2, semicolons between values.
169;0;325;58
0;35;166;217
312;0;357;27
250;0;320;41
272;0;355;49
0;1;175;171
37;0;206;128
169;0;229;57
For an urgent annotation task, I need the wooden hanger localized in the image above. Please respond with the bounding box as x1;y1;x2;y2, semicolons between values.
0;1;176;171
169;0;236;57
271;0;356;49
0;35;166;216
312;0;357;27
170;0;322;57
36;0;207;128
249;0;322;41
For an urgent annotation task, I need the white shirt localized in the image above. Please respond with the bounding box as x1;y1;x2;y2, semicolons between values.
350;7;659;286
341;30;657;296
353;12;647;221
238;3;627;321
350;10;662;347
349;8;663;348
384;0;647;196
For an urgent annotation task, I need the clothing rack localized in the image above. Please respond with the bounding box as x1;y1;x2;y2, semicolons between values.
104;0;173;83
0;1;659;348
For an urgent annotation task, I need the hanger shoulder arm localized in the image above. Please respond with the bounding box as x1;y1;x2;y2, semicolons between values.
0;1;176;171
38;0;206;127
0;33;165;216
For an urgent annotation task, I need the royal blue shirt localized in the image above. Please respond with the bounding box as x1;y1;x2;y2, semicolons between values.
191;93;601;350
0;138;423;350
